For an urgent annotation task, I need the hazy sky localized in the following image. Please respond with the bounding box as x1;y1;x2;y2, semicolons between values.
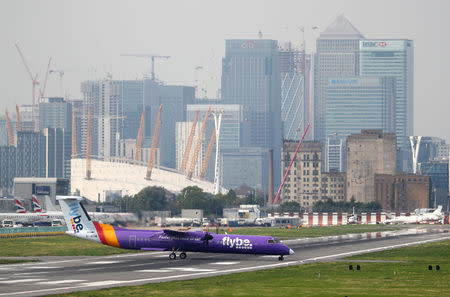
1;0;449;141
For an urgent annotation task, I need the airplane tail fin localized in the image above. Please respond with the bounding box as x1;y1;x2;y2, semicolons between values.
433;205;443;215
57;196;97;236
32;195;42;213
14;198;26;213
45;195;57;212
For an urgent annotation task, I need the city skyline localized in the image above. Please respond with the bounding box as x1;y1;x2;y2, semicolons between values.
0;0;449;143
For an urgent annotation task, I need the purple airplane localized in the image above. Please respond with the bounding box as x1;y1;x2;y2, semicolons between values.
57;196;294;261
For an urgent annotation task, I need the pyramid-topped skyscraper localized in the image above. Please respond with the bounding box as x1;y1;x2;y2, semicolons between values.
320;14;365;39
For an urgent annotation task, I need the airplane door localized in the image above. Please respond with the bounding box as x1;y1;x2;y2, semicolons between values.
129;235;136;248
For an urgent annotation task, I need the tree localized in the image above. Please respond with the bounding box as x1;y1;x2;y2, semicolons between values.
279;201;300;213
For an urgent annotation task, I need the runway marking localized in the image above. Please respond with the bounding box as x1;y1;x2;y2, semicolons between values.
0;278;46;284
84;280;127;286
26;266;58;269
212;262;240;265
89;261;121;265
137;269;171;273
170;268;216;272
13;272;49;276
1;235;449;297
36;280;86;285
78;268;105;271
129;262;156;267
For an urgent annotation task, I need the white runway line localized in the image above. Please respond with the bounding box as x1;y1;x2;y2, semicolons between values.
129;262;156;267
26;266;58;269
0;278;46;284
84;280;127;286
13;272;49;276
137;269;172;273
170;268;216;272
89;261;121;265
212;262;240;265
36;280;86;285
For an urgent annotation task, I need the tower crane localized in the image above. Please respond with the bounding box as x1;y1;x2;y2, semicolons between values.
39;58;52;100
49;69;64;97
120;54;170;81
145;105;162;180
179;110;199;173
187;107;210;180
15;43;39;131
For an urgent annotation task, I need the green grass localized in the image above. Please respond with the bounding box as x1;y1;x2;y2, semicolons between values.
0;259;39;264
0;235;139;257
219;224;405;239
50;239;450;297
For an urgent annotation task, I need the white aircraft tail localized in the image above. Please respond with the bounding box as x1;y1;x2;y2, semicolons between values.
45;195;57;212
57;196;98;241
14;198;26;213
32;195;42;213
433;205;443;216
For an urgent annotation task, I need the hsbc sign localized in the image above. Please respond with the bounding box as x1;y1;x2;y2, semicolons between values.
360;40;406;51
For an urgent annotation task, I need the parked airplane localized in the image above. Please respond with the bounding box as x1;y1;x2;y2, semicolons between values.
384;206;443;224
32;195;138;224
58;196;294;261
0;199;38;224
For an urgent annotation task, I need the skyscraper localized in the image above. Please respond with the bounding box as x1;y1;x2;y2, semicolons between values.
221;39;282;190
360;39;414;170
314;15;364;142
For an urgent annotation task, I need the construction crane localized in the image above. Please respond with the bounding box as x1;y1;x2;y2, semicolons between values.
187;107;210;180
134;110;145;165
4;109;14;146
85;105;92;179
15;43;39;131
38;58;52;101
49;69;64;97
120;54;170;81
145;105;162;180
15;105;22;132
199;130;216;179
71;111;77;158
179;110;199;173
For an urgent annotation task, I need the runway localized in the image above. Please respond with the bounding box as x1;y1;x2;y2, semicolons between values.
1;226;449;296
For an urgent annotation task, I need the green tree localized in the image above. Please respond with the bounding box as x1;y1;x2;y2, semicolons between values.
279;201;300;213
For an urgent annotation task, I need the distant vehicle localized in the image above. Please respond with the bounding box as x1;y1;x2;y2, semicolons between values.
58;196;295;261
384;205;443;224
1;219;14;228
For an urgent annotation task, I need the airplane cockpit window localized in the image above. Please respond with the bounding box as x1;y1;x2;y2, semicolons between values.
268;238;280;244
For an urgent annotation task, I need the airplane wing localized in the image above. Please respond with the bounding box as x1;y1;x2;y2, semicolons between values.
163;229;190;237
141;247;167;251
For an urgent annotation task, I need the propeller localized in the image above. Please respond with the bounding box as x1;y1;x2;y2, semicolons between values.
203;232;213;244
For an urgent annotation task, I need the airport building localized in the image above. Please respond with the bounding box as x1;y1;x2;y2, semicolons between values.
347;129;397;203
374;173;430;212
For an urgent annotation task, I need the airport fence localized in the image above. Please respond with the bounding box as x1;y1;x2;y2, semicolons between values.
0;226;66;238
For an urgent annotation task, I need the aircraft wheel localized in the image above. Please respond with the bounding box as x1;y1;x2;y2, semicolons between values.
169;252;177;260
180;252;187;259
278;255;284;261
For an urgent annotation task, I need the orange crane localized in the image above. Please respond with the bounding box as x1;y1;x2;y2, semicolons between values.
15;105;22;132
187;107;210;180
179;110;199;173
15;43;39;131
4;109;14;146
85;105;92;179
71;111;77;158
145;105;162;180
199;130;216;179
134;110;145;164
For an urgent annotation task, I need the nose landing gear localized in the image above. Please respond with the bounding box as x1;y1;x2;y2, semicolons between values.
278;255;284;261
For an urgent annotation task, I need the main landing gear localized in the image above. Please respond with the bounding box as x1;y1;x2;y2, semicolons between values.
278;255;284;261
169;252;187;260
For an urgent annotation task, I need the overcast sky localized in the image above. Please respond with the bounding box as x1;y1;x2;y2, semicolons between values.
1;0;449;141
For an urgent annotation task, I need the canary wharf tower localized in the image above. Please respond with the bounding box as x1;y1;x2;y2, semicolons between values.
221;39;282;189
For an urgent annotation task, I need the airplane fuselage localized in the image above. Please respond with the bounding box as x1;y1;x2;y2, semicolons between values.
69;222;292;256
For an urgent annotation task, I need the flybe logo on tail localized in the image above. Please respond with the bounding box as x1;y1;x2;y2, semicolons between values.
222;237;253;250
68;202;83;233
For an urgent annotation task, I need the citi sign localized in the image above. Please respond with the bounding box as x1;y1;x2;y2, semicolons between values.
362;41;387;48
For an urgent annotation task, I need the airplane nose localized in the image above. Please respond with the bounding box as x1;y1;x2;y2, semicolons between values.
289;248;295;255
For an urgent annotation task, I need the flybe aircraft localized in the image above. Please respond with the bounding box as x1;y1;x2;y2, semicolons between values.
58;196;294;261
